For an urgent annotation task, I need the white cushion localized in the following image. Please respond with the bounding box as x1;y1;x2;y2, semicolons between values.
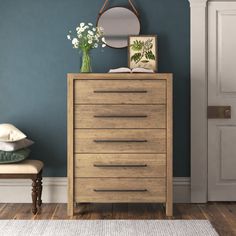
0;139;34;152
0;160;43;174
0;124;26;142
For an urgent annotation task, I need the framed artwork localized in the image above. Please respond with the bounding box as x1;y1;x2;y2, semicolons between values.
128;35;157;71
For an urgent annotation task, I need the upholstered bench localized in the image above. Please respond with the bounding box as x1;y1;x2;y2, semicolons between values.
0;160;43;214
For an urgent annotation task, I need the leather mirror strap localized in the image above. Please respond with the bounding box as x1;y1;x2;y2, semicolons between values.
99;0;139;16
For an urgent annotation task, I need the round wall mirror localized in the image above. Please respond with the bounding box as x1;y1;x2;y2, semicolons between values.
97;7;140;48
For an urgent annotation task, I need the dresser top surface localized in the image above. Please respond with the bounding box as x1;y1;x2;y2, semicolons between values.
67;73;173;81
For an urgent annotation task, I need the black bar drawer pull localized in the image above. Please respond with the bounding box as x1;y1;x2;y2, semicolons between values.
93;164;147;168
94;115;147;118
93;189;148;192
93;90;147;93
93;140;147;143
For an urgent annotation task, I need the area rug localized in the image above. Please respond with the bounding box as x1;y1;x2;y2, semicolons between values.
0;220;218;236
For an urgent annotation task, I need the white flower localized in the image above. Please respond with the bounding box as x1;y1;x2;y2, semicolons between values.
80;22;85;27
92;28;96;32
102;44;106;47
72;38;79;45
94;43;98;48
102;37;106;43
88;40;92;44
77;34;82;38
88;30;94;36
67;35;71;40
88;23;93;26
73;43;79;49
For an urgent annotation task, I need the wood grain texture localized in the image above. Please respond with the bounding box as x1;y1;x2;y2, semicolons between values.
67;73;173;216
75;178;166;203
34;204;58;220
68;73;172;80
14;204;36;220
67;74;74;216
0;204;22;219
75;105;166;129
74;129;166;153
74;80;166;104
166;75;173;216
198;203;234;236
75;154;166;178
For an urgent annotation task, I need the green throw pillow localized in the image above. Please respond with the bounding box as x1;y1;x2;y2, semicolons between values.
0;148;31;164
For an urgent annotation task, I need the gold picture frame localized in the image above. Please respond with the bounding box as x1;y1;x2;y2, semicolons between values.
128;35;158;71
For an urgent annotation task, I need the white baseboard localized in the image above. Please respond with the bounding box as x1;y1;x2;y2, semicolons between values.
173;177;191;203
0;177;190;203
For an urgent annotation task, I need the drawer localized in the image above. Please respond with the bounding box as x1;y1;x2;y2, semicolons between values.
75;178;166;203
75;154;166;177
75;105;166;129
74;129;166;153
74;80;166;104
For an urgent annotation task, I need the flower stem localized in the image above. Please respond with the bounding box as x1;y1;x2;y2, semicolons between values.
80;49;91;73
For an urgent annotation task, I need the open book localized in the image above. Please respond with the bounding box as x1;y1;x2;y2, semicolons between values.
109;67;154;73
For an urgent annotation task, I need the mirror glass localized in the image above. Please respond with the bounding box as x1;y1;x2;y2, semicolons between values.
97;7;140;48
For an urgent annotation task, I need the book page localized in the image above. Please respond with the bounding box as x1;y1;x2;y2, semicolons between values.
109;67;131;73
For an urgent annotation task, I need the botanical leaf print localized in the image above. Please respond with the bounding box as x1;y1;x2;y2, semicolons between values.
131;53;142;63
145;50;155;60
130;37;156;66
130;40;144;51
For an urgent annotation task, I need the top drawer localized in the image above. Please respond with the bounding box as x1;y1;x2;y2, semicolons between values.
74;80;166;104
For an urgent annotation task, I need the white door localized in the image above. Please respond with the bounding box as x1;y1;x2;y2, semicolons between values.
208;2;236;201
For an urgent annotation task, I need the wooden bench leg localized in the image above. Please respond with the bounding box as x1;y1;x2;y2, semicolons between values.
32;177;38;214
37;171;43;207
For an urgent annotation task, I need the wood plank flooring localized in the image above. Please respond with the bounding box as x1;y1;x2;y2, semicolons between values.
0;203;235;235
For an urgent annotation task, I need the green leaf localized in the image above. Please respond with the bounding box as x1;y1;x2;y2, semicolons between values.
130;40;144;51
145;50;155;60
131;53;142;63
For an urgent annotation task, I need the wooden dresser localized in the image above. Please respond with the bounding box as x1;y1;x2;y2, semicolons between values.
67;73;173;216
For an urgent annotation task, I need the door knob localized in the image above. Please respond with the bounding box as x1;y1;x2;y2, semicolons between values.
224;109;231;118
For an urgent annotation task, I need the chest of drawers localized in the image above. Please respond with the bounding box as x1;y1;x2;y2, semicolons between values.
67;73;173;216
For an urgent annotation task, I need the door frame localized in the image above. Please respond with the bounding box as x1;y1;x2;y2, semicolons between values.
189;0;236;202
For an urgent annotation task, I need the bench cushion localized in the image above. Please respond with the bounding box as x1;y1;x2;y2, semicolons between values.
0;160;43;174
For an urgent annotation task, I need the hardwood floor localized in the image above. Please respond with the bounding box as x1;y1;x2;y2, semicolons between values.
0;203;235;235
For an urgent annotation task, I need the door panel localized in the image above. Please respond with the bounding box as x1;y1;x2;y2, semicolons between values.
218;11;236;93
220;127;236;180
208;2;236;201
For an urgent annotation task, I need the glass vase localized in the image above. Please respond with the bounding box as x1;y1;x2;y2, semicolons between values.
80;49;92;73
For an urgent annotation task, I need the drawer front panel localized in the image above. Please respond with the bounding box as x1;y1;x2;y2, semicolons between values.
75;105;166;129
74;129;166;153
75;154;166;177
75;178;166;203
74;80;166;104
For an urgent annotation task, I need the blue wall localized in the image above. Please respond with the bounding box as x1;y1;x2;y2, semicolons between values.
0;0;190;177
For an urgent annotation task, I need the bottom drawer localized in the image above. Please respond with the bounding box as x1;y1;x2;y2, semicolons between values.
75;178;166;203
